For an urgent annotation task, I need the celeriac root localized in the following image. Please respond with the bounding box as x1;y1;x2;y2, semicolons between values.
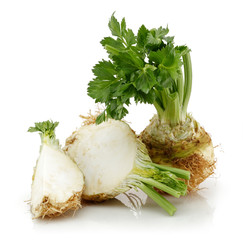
140;115;216;192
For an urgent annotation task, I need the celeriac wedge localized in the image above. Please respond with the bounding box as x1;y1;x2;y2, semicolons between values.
29;120;84;218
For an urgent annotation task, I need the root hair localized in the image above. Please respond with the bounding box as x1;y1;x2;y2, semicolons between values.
33;192;82;219
172;153;216;192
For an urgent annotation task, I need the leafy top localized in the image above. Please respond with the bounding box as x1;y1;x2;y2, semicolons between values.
88;14;190;124
28;120;60;146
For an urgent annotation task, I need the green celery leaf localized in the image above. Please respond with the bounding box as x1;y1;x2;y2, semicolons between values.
146;27;168;46
149;50;164;64
113;82;136;102
121;17;126;36
92;60;116;80
130;45;145;59
28;120;59;136
154;26;169;39
126;49;144;68
145;26;173;51
146;32;161;46
96;111;106;124
125;29;136;47
112;50;144;75
137;25;149;48
106;99;129;120
175;45;190;56
161;44;182;68
121;84;136;102
134;89;156;104
113;56;138;75
108;13;121;37
164;36;174;44
88;78;113;103
149;43;182;79
156;68;173;89
28;120;59;143
101;37;125;56
134;68;157;94
113;106;128;120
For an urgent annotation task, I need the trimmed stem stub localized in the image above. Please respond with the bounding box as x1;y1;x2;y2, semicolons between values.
117;138;188;215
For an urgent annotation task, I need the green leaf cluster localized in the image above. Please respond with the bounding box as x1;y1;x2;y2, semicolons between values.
28;120;59;145
88;13;191;124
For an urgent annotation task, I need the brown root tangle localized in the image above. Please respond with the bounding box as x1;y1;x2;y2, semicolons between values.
33;192;82;219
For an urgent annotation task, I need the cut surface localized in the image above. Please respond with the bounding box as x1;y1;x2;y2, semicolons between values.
31;144;84;218
65;120;137;198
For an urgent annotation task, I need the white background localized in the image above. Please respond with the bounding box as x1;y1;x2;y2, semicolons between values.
0;0;242;239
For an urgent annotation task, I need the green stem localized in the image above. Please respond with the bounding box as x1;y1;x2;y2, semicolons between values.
153;100;164;119
133;175;181;198
160;88;168;109
136;182;177;216
153;88;181;126
166;92;180;126
177;68;184;107
152;53;192;125
159;92;180;126
154;89;165;110
182;52;192;117
150;163;190;180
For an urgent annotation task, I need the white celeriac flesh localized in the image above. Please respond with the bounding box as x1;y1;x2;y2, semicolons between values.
31;144;84;218
66;120;137;197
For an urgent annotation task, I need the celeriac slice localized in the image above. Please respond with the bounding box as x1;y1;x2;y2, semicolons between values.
29;120;84;218
65;119;135;198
